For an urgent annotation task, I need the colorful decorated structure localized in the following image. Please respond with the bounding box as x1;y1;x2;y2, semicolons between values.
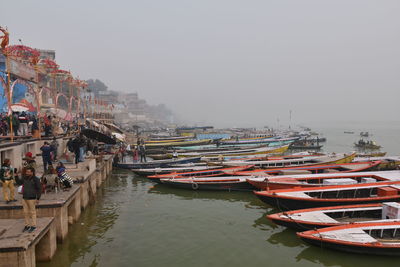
0;26;113;128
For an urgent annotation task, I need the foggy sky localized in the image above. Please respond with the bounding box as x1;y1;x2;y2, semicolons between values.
2;0;400;127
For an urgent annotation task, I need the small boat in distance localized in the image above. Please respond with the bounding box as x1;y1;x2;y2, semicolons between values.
354;139;381;150
344;131;354;134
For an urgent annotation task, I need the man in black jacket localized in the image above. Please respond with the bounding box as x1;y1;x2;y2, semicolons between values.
18;167;41;233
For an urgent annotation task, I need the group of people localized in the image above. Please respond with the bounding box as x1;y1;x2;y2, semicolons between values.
115;139;147;164
66;134;99;166
0;112;38;137
0;111;82;138
0;152;73;233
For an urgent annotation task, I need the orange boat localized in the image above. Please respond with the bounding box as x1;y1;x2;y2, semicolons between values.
255;177;400;210
267;202;394;230
147;165;254;183
246;161;381;190
298;221;400;256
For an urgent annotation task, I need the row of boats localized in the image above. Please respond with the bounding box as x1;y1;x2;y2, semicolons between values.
115;133;400;255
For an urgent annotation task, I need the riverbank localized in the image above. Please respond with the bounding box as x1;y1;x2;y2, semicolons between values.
0;138;114;267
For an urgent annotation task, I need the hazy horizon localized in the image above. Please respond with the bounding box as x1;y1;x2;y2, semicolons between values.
2;0;400;128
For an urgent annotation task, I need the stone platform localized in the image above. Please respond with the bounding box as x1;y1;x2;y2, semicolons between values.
0;153;114;267
0;218;56;267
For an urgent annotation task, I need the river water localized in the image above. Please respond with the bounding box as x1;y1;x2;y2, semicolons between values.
39;122;400;267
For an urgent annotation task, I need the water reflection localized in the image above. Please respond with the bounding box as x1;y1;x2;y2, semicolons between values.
267;227;303;247
296;245;400;267
252;210;279;231
147;183;262;205
38;172;125;267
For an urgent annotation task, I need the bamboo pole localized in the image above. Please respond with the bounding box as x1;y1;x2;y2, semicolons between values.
4;55;14;142
34;64;41;139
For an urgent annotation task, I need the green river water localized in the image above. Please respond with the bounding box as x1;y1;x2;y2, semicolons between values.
39;122;400;267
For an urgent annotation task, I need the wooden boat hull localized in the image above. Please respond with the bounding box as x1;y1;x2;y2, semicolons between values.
131;166;220;176
267;203;382;231
299;234;400;256
160;179;255;191
289;145;323;150
221;137;298;145
357;152;387;157
144;139;212;148
114;157;201;169
298;222;400;256
148;165;254;183
246;161;382;190
255;193;400;210
223;153;356;169
175;145;290;159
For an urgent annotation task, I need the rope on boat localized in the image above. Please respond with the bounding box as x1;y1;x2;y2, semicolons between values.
275;197;320;231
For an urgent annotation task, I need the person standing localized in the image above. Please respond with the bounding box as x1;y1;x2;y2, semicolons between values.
22;152;37;177
11;112;20;136
132;146;139;162
0;159;15;204
18;111;29;136
139;144;146;163
31;116;39;138
18;167;41;233
72;136;82;167
43;115;51;137
50;137;59;161
79;135;86;162
40;142;53;172
51;115;58;136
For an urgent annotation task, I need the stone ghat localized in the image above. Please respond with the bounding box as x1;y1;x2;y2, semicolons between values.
0;151;114;267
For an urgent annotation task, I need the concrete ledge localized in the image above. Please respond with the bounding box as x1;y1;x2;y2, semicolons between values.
0;218;57;267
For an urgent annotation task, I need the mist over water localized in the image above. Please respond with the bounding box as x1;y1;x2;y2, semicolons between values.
3;0;400;126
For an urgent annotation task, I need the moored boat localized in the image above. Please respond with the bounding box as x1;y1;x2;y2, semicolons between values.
298;221;400;256
357;152;387;157
238;161;381;179
144;139;213;148
148;135;194;142
254;180;400;210
163;145;290;160
354;156;400;170
113;157;201;169
147;165;254;183
245;162;382;190
131;165;222;176
354;139;381;150
220;137;298;145
267;202;400;230
149;144;273;160
222;153;356;168
159;176;255;191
